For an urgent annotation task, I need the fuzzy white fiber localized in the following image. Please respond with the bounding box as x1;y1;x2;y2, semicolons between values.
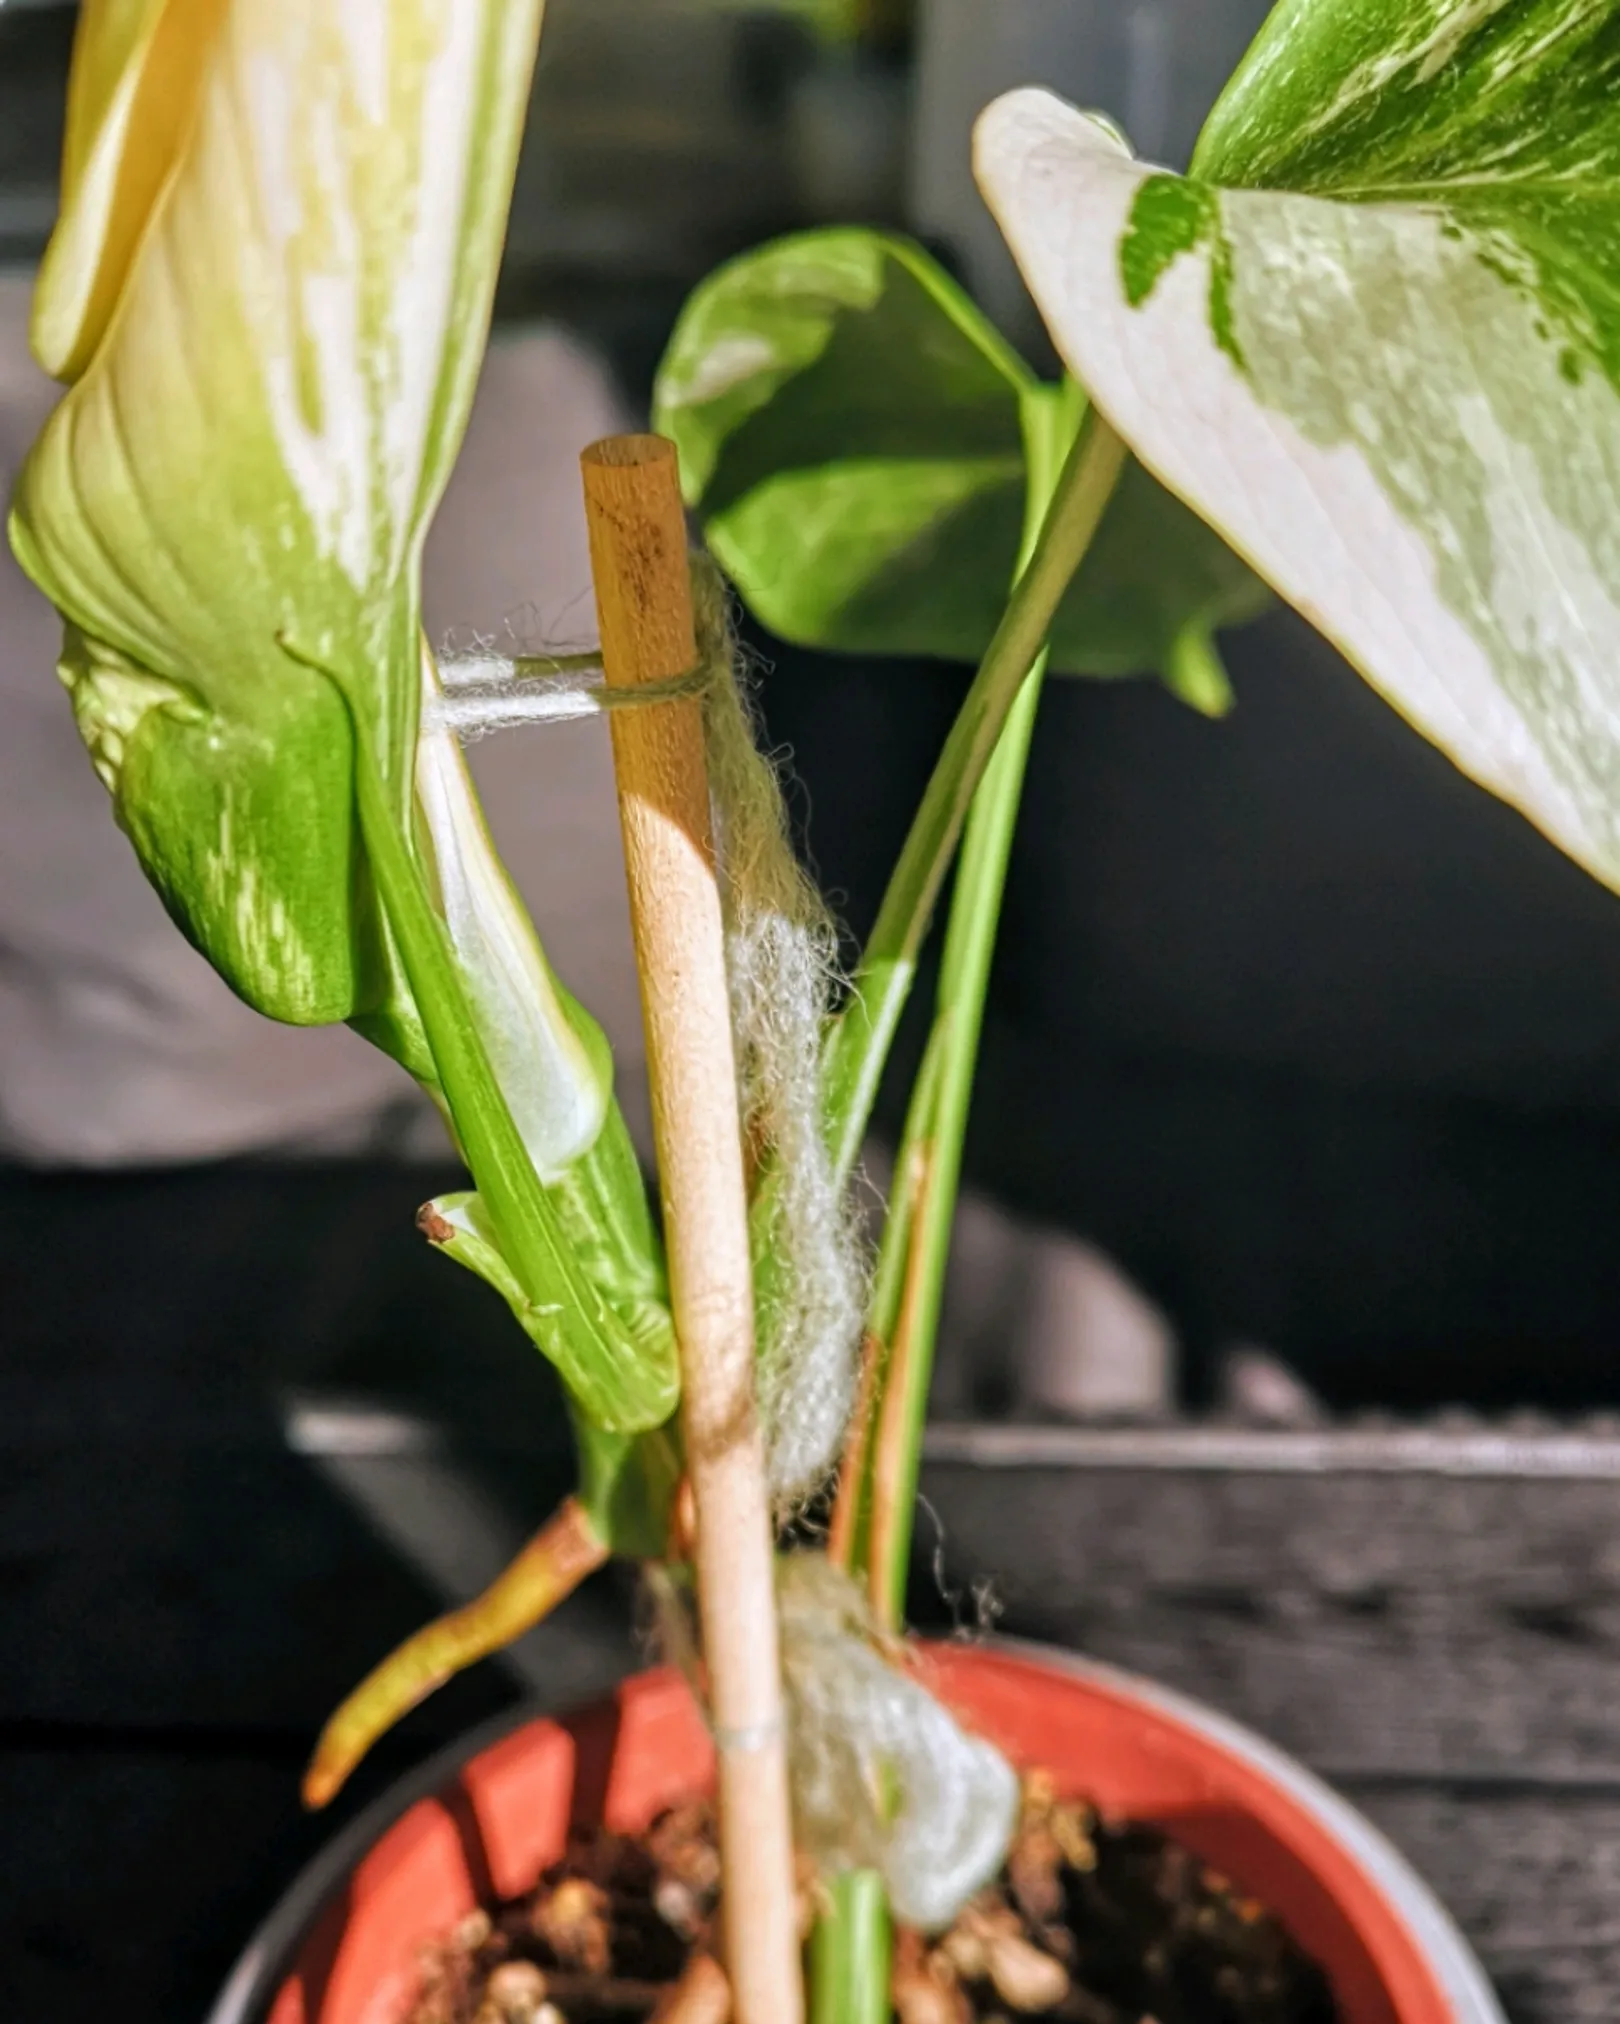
779;1555;1020;1930
435;565;868;1505
690;564;868;1506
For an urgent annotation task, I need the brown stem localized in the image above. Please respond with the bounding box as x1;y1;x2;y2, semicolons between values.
826;1329;884;1571
302;1496;606;1809
583;434;802;2024
864;1144;939;1632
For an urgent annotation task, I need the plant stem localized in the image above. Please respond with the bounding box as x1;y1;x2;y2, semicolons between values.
866;658;1045;1626
828;1027;946;1573
302;1498;606;1809
851;393;1118;1625
809;1870;891;2024
834;401;1122;1628
583;434;802;2024
820;410;1127;1188
810;400;1120;2024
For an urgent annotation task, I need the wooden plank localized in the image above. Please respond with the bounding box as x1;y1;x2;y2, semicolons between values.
1350;1787;1620;2024
920;1456;1620;1777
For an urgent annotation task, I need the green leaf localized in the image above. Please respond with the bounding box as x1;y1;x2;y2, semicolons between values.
60;628;360;1023
655;228;1031;661
975;2;1620;896
653;227;1267;689
1050;460;1260;698
9;0;546;1025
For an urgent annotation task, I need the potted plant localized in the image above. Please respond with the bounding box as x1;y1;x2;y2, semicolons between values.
12;0;1610;2018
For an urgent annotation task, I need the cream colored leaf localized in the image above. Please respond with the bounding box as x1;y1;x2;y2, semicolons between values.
976;88;1620;893
15;0;545;790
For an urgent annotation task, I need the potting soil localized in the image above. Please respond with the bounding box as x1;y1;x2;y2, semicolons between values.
405;1777;1339;2024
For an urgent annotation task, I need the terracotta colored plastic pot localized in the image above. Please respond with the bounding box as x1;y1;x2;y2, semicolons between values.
211;1643;1502;2024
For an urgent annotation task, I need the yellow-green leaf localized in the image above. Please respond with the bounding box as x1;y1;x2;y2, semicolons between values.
10;0;546;1023
35;0;222;383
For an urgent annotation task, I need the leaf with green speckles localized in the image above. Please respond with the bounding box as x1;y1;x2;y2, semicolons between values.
653;227;1268;698
62;627;363;1023
8;0;545;1028
976;1;1620;896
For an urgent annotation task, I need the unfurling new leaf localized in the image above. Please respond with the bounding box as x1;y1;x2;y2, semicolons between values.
10;0;545;1029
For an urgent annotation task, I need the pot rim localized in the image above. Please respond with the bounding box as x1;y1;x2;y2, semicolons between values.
988;1638;1503;2024
206;1695;536;2024
207;1638;1504;2024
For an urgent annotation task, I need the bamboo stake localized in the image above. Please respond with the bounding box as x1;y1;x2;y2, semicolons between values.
582;434;803;2024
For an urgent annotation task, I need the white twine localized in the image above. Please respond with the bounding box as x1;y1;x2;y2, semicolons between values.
430;660;604;737
428;651;716;742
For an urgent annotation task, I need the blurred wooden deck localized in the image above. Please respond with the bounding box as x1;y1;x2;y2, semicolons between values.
6;1162;1620;2024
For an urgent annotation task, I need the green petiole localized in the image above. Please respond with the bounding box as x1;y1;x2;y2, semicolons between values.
807;395;1124;2023
348;693;675;1434
819;405;1128;1190
809;1869;892;2024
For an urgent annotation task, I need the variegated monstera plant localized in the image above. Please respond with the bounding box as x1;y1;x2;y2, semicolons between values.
10;2;1620;2021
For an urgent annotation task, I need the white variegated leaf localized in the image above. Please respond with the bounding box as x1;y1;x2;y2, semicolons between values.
975;0;1620;894
32;0;205;383
20;0;544;742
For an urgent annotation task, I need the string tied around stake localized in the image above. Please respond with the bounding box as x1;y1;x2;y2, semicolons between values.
425;650;715;739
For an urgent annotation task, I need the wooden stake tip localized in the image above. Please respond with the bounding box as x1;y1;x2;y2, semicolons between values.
583;432;678;473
